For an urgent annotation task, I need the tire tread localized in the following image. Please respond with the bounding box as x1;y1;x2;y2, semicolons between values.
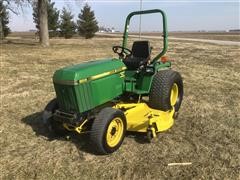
149;70;183;111
91;107;126;154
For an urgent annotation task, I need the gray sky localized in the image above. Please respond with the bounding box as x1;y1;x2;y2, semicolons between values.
9;0;240;32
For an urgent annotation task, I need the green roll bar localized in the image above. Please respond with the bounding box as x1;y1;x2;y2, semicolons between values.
122;9;168;64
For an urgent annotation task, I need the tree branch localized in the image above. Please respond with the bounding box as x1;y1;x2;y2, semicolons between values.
2;0;31;15
6;6;18;15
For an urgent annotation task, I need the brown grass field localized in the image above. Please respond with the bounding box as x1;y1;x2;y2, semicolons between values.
0;33;240;179
107;32;240;42
137;32;240;42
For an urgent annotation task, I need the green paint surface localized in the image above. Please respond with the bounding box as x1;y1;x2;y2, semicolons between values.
53;9;171;113
53;58;126;113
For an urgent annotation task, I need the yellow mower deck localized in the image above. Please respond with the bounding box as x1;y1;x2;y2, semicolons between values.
64;103;174;138
114;103;174;137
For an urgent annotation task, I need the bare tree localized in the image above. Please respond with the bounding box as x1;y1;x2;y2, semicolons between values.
37;0;49;46
1;0;49;46
1;0;30;14
0;8;3;40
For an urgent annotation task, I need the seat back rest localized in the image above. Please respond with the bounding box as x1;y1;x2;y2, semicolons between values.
132;41;151;59
123;41;151;70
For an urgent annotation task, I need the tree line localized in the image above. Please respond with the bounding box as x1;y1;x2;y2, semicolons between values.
0;0;99;44
33;1;99;39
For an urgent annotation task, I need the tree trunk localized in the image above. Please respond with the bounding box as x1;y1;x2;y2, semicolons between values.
38;0;49;47
0;15;3;40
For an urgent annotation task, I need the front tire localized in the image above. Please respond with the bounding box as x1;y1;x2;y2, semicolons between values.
42;98;68;136
149;70;183;112
90;107;126;155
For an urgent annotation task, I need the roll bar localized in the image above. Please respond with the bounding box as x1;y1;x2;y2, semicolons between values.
122;9;168;64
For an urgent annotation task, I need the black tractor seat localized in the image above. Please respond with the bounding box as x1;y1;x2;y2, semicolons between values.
123;41;151;70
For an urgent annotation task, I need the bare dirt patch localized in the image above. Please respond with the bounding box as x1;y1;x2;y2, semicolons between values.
0;37;239;179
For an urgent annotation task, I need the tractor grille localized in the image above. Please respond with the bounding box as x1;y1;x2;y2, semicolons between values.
54;84;79;113
54;82;94;113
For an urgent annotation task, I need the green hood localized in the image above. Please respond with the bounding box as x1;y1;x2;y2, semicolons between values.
53;58;126;85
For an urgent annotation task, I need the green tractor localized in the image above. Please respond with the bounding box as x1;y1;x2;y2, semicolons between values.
43;9;183;154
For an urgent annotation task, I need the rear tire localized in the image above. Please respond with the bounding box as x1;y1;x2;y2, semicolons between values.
90;107;126;155
149;70;183;112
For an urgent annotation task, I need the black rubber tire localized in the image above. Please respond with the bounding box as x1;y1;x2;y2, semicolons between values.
90;107;126;155
44;98;58;112
43;98;68;136
149;70;183;112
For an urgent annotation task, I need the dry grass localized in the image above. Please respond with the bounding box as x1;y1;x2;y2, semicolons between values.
129;32;240;42
169;32;240;42
0;36;240;179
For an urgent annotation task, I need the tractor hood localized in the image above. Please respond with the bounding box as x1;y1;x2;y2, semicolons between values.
53;58;126;85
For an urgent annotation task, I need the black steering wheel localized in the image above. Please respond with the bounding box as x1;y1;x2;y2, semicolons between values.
112;46;132;59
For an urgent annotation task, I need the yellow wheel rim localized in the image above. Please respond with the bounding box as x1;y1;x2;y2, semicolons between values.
170;83;179;106
106;117;124;147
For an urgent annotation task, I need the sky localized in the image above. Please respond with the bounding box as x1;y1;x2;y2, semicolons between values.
8;0;240;32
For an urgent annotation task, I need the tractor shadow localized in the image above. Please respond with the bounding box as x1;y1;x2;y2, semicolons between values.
22;112;151;154
126;132;151;144
21;112;95;154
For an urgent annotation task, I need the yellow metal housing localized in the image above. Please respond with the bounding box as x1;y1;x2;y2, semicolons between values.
106;117;124;147
64;103;174;138
170;83;179;106
114;103;174;133
63;119;88;134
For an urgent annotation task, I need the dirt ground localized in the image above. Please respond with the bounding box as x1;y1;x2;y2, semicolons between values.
0;35;240;179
